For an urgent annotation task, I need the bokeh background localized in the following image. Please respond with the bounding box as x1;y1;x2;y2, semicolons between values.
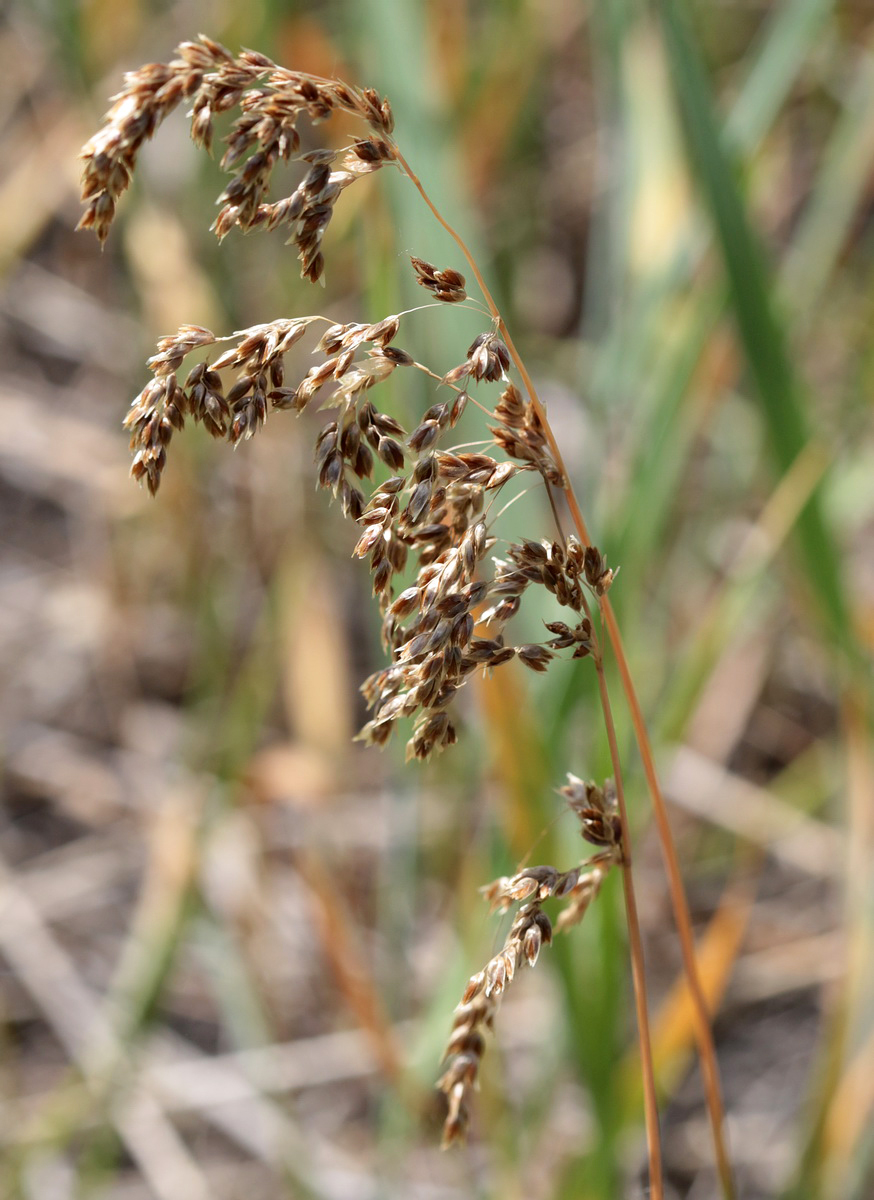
1;1;873;1197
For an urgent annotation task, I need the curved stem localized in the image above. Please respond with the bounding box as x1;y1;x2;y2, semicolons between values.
585;599;664;1200
601;599;735;1198
393;144;734;1198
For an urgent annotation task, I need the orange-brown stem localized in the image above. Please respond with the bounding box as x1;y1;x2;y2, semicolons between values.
394;144;734;1198
585;595;664;1200
602;601;735;1198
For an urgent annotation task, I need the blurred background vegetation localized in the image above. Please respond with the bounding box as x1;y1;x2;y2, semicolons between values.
1;1;872;1197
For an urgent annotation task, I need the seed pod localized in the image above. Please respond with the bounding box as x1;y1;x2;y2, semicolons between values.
507;875;539;901
390;587;420;618
387;536;408;573
451;613;474;646
369;409;405;437
488;646;517;667
412;454;436;483
583;545;615;595
333;347;355;377
352;443;374;479
555;869;581;896
409;420;441;452
485;956;507;998
353;138;382;162
467;638;500;662
379;345;413;366
318;448;343;491
319;323;349;354
415;522;450;543
360;506;392;526
341;480;365;521
522;924;542;966
377;436;405;469
405;480;432;525
372;558;392;595
436;593;467;619
423;401;450;427
426;620;452;653
486;461;516;489
353;524;384;558
442;362;472;386
517;644;553;673
450;391;469;426
226;374;254;403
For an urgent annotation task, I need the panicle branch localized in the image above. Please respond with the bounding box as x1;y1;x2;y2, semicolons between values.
438;779;620;1146
78;35;394;281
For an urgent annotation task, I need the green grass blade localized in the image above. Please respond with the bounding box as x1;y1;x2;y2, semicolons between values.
781;48;874;314
724;0;834;152
659;0;853;656
551;0;845;741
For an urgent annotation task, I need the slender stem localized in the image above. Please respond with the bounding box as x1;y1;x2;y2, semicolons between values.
601;600;736;1198
393;144;734;1197
586;600;664;1199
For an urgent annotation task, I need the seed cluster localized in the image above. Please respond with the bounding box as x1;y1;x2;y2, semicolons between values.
437;776;619;1146
124;295;613;753
123;319;317;493
559;775;623;853
410;256;467;303
438;901;552;1148
356;480;609;760
79;35;394;282
490;382;563;486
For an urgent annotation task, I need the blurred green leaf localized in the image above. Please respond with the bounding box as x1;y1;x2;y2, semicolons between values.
660;0;854;656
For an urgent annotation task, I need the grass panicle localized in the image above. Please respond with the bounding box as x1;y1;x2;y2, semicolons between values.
79;35;743;1197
